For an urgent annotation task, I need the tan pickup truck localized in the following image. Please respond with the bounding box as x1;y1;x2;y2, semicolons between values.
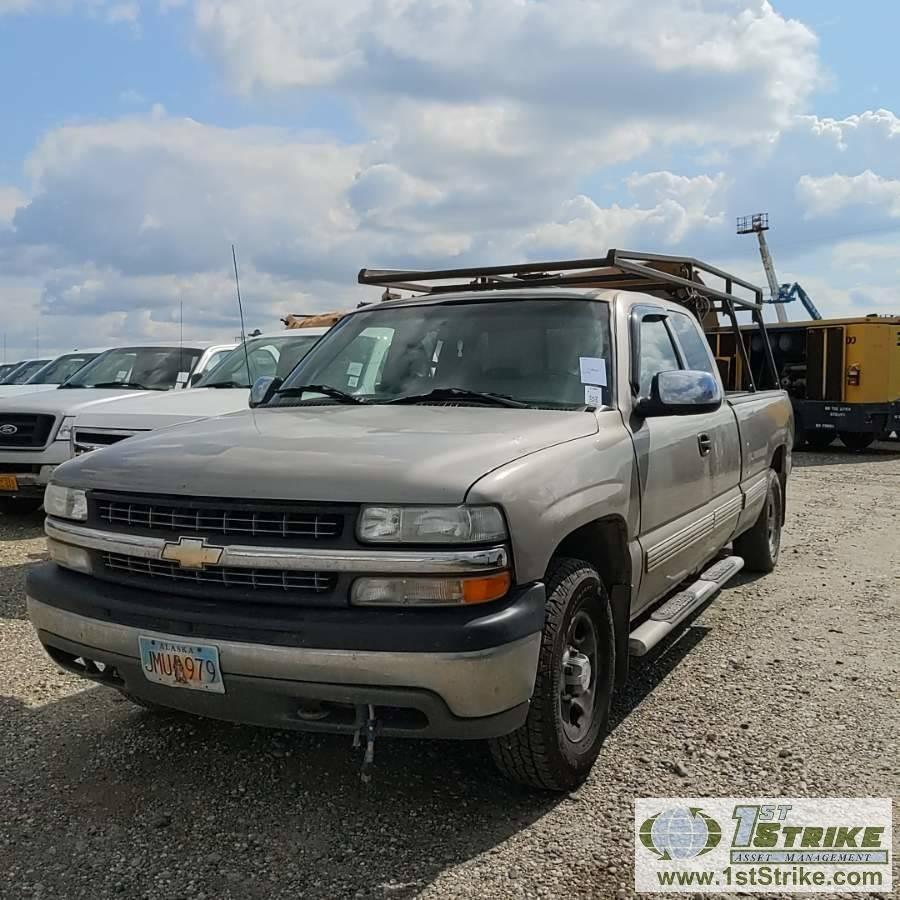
27;251;793;790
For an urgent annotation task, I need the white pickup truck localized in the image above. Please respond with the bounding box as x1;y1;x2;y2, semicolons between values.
0;350;105;399
69;330;328;454
0;341;234;514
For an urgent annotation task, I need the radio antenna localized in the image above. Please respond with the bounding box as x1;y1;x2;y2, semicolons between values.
231;244;253;385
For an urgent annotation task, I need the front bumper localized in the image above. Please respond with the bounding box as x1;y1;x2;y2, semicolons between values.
0;445;69;498
0;464;58;498
26;565;546;739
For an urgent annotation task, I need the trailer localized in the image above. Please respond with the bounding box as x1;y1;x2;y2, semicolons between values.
707;314;900;450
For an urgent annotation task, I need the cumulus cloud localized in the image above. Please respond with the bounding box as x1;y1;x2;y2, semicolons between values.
191;0;817;129
3;1;900;357
796;171;900;218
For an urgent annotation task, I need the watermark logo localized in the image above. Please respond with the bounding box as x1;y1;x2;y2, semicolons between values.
635;798;892;893
639;807;722;860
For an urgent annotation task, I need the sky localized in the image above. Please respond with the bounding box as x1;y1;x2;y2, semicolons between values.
0;0;898;360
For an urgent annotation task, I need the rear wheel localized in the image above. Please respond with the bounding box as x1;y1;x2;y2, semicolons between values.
804;431;836;451
734;469;782;573
0;497;42;516
489;558;615;792
839;431;875;452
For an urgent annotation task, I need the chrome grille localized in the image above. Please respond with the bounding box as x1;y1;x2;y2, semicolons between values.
96;499;343;540
102;552;335;593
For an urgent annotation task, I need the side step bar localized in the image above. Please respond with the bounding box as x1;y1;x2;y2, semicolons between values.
628;555;744;656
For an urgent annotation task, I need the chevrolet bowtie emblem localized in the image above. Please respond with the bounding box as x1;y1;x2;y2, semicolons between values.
161;537;224;569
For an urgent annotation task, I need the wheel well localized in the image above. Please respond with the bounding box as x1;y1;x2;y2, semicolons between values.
550;517;631;592
771;444;788;524
550;517;632;688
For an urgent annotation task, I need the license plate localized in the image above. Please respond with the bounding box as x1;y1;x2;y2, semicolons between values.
138;635;225;694
0;475;18;492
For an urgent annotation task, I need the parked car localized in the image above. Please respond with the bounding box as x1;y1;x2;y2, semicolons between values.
26;252;792;790
0;358;51;385
0;349;105;398
70;329;328;454
0;341;234;513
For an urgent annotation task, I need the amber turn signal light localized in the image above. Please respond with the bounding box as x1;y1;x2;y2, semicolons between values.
462;571;512;605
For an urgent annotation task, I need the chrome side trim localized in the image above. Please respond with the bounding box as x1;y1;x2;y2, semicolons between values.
646;493;743;573
44;518;509;575
28;597;540;718
743;473;769;509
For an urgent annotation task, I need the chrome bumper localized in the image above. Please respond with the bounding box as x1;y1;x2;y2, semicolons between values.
28;597;541;719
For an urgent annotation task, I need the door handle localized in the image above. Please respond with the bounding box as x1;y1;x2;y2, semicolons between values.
697;433;712;456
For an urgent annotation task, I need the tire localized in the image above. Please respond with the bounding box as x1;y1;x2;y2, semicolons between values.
804;431;836;451
0;497;42;516
489;558;615;792
734;469;782;574
839;431;875;452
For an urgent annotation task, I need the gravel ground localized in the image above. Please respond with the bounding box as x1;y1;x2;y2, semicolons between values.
1;445;898;899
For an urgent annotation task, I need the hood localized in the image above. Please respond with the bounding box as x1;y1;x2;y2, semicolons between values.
59;404;599;504
0;385;64;397
0;388;171;417
73;387;251;432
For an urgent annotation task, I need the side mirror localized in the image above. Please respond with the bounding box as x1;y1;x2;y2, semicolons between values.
189;371;203;386
249;375;282;409
635;370;722;417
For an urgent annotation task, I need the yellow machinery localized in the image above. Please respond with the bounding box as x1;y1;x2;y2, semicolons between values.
707;315;900;450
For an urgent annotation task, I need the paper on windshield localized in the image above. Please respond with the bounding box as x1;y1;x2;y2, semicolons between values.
584;385;604;407
579;357;607;386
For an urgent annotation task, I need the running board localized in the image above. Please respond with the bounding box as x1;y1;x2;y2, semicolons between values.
628;555;744;656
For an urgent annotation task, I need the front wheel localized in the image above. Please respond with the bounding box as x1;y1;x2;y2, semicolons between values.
489;558;615;792
734;469;782;573
839;431;875;452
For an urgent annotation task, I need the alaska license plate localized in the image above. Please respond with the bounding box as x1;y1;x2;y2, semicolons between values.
138;635;225;694
0;475;18;492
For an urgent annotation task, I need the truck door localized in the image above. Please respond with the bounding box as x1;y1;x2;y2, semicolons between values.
628;307;742;612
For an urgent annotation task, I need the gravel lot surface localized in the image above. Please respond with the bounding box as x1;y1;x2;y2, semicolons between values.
1;445;898;899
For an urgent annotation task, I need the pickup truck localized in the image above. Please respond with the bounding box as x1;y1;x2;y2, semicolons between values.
26;252;793;790
0;358;51;385
69;329;328;455
0;341;234;513
0;349;105;398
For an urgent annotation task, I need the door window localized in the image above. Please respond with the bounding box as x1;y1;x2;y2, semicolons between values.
639;317;681;397
669;313;717;376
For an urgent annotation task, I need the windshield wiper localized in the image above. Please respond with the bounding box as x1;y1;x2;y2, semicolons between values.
204;380;247;389
88;381;170;391
274;384;365;404
385;387;528;408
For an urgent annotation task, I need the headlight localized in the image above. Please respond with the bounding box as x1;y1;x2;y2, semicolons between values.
44;483;88;521
351;573;511;607
357;505;507;544
47;538;92;574
55;416;76;442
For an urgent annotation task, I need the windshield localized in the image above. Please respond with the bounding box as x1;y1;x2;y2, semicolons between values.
275;299;612;409
64;346;204;390
197;334;323;388
2;360;50;384
27;352;99;385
